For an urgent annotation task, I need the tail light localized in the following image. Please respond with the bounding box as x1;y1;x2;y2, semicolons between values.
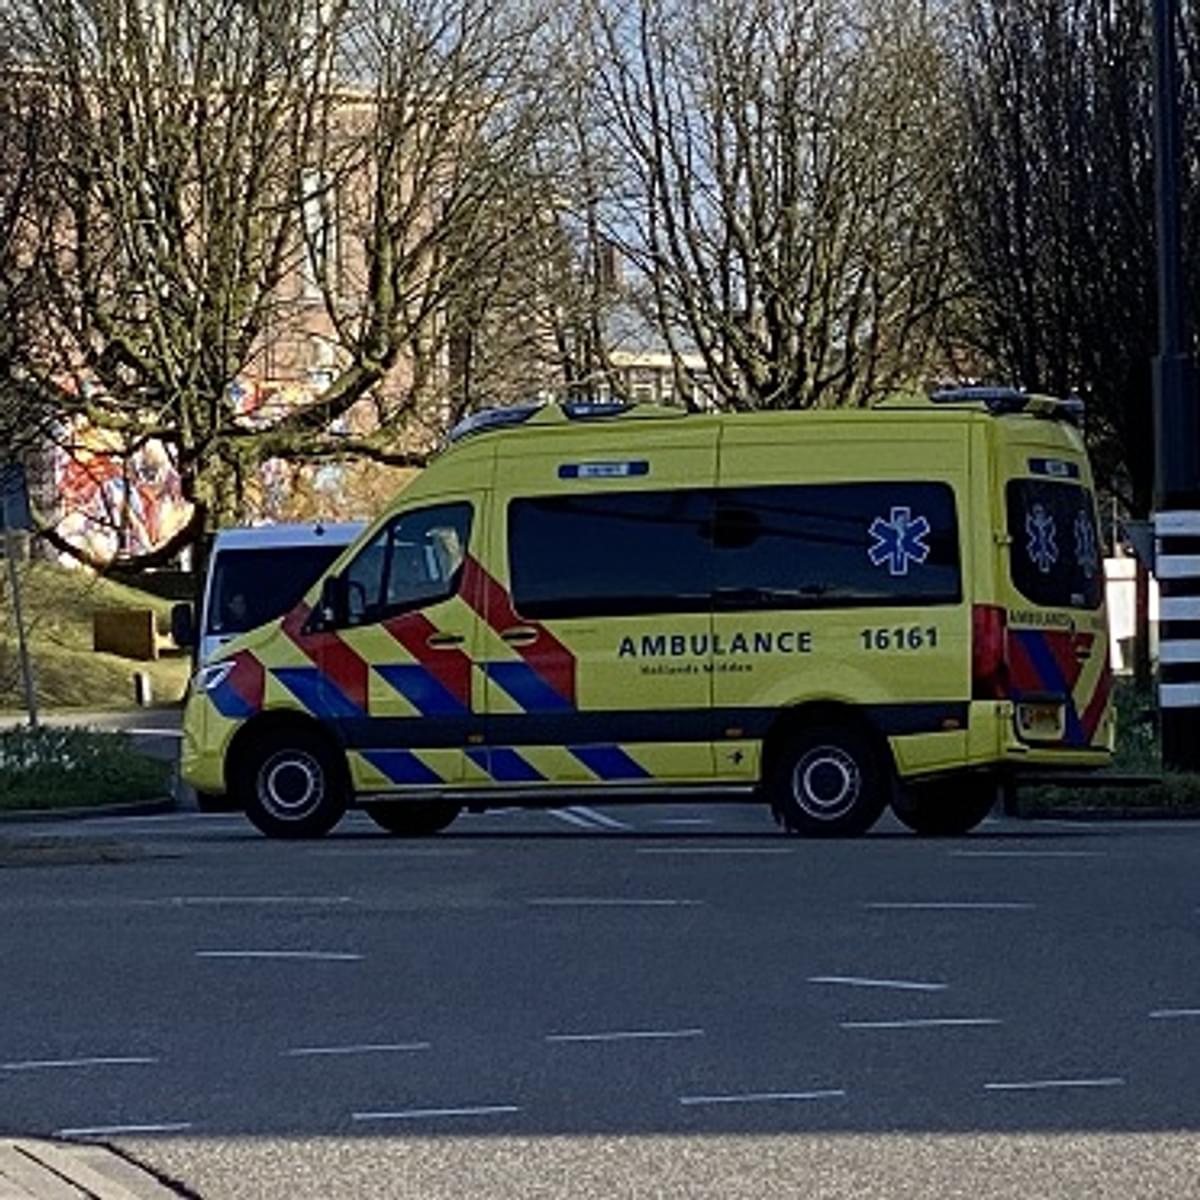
972;604;1009;699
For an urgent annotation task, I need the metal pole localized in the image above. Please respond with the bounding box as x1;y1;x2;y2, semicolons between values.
1152;0;1200;770
3;525;38;729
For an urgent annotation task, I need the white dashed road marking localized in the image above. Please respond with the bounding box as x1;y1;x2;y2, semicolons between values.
808;976;947;992
352;1106;520;1122
546;1028;704;1044
865;902;1036;912
985;1077;1125;1092
527;898;702;908
568;806;632;830
949;850;1105;859
1149;1009;1200;1019
195;950;363;961
841;1018;1000;1030
286;1043;431;1057
548;809;604;831
637;846;793;856
54;1123;193;1138
680;1090;846;1107
2;1057;158;1072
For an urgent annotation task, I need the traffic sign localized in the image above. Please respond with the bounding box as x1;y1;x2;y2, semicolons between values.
0;462;32;531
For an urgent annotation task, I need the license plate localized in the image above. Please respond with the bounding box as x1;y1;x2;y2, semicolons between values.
1017;702;1064;740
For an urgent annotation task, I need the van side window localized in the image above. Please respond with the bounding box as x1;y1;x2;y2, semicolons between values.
342;503;472;626
714;483;961;609
509;490;713;619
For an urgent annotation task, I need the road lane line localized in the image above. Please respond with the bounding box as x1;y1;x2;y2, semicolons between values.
841;1018;1000;1030
569;806;631;830
949;850;1105;859
808;976;947;992
286;1043;431;1057
311;848;476;859
985;1077;1125;1092
1149;1009;1200;1019
548;809;603;830
54;1123;193;1137
2;1057;158;1072
680;1090;846;1106
527;898;702;908
865;902;1036;911
195;950;363;961
546;1028;704;1044
637;847;794;856
352;1106;520;1122
157;896;354;907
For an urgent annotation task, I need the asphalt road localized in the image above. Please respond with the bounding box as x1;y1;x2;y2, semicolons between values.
2;802;1198;1198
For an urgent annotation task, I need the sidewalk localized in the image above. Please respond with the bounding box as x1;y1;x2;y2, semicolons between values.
0;1140;190;1199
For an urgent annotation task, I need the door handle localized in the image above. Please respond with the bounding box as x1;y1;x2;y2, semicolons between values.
500;626;539;646
427;631;465;648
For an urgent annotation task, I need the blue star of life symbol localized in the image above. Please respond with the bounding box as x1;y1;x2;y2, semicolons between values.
1026;503;1058;574
868;507;931;576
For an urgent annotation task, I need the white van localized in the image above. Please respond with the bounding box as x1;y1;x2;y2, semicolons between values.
172;522;365;665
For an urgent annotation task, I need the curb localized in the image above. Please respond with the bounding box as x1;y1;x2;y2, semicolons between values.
0;1137;191;1198
0;798;176;825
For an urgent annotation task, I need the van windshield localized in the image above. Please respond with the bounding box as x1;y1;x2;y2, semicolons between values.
1006;479;1103;610
207;544;348;635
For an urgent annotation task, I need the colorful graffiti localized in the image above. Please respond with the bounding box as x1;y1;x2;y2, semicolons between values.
54;420;192;562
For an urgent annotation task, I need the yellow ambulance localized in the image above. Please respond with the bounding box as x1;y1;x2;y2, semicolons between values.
181;388;1113;839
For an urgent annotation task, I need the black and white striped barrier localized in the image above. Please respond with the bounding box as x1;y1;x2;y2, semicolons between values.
1155;511;1200;767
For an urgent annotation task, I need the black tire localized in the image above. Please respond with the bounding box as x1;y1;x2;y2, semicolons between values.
769;723;890;837
363;801;462;837
238;729;348;839
891;776;997;836
195;790;239;814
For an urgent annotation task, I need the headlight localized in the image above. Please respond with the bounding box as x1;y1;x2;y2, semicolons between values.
192;661;235;694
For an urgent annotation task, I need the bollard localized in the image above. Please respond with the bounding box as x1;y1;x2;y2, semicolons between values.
133;671;153;707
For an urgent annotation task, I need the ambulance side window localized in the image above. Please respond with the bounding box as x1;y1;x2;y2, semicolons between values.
509;490;712;618
342;503;472;626
713;482;960;609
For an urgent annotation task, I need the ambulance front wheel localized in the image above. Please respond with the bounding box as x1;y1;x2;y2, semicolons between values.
769;723;890;837
891;775;998;836
363;801;462;836
238;728;349;839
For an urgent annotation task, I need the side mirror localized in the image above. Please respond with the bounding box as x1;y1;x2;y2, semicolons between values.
170;602;195;648
317;574;348;629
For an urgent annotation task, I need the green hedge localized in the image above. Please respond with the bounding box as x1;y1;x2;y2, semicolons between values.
0;726;171;811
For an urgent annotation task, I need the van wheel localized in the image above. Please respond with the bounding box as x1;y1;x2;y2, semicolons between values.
239;731;348;839
363;802;462;836
891;777;997;836
769;724;889;837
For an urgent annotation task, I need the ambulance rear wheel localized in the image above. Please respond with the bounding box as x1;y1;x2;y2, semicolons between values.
363;801;462;836
770;724;889;837
891;776;997;836
239;730;348;839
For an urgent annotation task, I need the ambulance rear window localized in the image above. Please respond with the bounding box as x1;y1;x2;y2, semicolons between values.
1006;479;1103;610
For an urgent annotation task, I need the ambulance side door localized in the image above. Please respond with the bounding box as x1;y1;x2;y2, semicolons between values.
314;493;487;790
474;429;718;786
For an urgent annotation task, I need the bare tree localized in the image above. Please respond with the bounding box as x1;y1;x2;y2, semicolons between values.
590;0;956;410
0;58;57;459
949;0;1163;518
284;0;569;454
